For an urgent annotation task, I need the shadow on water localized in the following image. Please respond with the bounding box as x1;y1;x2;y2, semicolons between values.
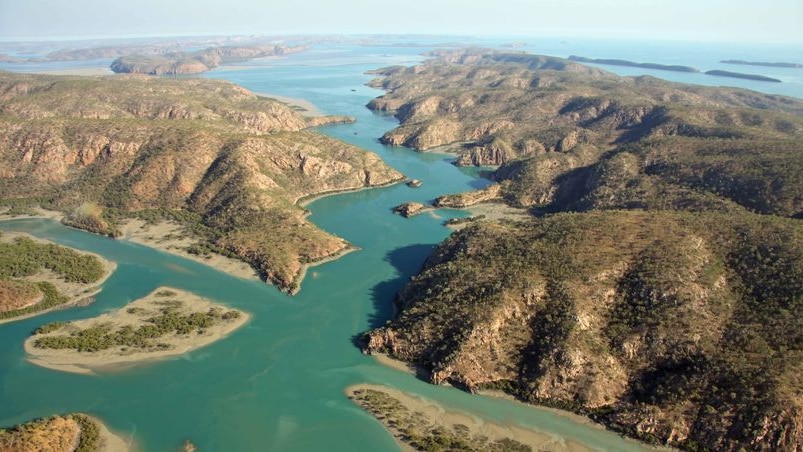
350;243;435;345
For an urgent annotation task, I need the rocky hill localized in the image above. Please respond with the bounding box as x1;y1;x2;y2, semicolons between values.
368;50;803;219
110;45;305;75
0;71;402;291
362;50;803;450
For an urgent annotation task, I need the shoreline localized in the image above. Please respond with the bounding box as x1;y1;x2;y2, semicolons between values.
346;383;590;452
87;414;136;452
251;90;325;117
289;246;359;295
369;352;616;438
0;230;117;326
25;286;250;375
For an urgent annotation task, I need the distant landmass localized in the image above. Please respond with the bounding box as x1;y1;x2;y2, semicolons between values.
568;55;699;73
721;59;802;68
705;69;782;83
110;45;306;76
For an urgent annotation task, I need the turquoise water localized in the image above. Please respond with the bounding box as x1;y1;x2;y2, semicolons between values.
0;45;656;450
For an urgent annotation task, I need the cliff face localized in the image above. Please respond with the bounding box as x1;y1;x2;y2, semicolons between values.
364;211;803;450
0;71;402;291
109;45;305;76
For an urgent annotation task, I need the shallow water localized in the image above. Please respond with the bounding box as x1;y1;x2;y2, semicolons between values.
1;40;800;450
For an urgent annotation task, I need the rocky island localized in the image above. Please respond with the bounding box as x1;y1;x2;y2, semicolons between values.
361;49;803;450
0;71;403;292
705;69;782;82
0;232;116;323
26;287;249;374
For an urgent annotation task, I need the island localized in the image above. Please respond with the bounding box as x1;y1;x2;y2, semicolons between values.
0;413;129;451
705;69;782;82
568;55;699;73
360;49;803;451
25;287;249;374
0;71;403;293
0;232;115;323
392;202;432;218
721;59;802;68
347;384;585;451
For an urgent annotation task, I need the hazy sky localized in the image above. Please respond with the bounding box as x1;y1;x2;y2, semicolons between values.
1;0;801;43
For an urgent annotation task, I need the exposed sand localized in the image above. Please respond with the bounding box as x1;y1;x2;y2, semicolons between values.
119;219;259;281
347;384;590;452
25;286;250;375
290;246;359;295
252;90;325;117
88;415;136;452
0;231;117;325
0;206;64;222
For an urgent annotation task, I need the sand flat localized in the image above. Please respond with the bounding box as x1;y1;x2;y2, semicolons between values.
347;383;590;452
25;287;249;375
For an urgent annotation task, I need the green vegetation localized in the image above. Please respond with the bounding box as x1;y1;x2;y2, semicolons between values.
0;413;102;452
33;302;240;352
0;235;105;284
349;388;531;451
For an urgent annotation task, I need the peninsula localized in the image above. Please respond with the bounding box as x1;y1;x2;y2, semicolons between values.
26;287;249;374
0;71;402;292
0;413;129;451
361;49;803;451
0;232;115;323
347;384;588;451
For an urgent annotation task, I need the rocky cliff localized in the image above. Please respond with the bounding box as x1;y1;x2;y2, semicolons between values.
361;50;803;450
0;71;402;291
364;210;803;450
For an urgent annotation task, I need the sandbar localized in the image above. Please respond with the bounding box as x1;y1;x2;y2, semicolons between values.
25;286;250;375
346;383;590;452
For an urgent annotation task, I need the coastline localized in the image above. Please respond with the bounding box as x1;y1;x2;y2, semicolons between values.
119;219;260;281
25;286;250;375
289;246;359;295
369;352;621;440
251;90;325;117
346;383;590;452
0;230;117;326
88;414;136;452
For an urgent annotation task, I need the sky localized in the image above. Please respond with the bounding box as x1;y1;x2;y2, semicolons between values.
0;0;801;44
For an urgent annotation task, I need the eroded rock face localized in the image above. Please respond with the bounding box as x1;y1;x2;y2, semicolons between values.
0;71;403;292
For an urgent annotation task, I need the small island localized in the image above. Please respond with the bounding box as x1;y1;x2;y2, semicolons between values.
0;232;116;324
347;384;585;451
0;413;129;451
568;55;699;73
705;69;782;82
25;287;249;374
721;60;802;69
392;202;432;218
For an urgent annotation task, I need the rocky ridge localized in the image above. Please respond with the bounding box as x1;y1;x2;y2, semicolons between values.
361;50;803;450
